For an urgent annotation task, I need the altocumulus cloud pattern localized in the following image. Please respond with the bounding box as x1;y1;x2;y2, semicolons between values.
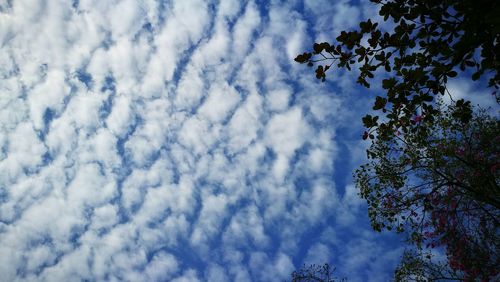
0;1;403;281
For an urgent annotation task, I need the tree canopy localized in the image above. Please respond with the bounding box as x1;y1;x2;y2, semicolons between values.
394;249;463;281
290;264;345;282
356;103;499;280
295;0;500;280
295;0;500;142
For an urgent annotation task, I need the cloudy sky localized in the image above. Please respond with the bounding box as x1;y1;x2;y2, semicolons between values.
0;0;416;281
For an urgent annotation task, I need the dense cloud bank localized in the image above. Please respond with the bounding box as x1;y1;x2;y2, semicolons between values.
0;1;401;281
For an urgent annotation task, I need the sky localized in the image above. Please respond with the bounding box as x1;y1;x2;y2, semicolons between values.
0;0;422;281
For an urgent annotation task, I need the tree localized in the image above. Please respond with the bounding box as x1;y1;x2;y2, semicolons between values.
289;264;345;282
295;0;500;141
295;0;500;280
355;103;499;280
394;249;463;281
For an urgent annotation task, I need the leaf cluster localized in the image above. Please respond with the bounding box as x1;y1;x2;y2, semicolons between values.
290;264;345;282
394;249;463;282
295;0;500;141
354;103;500;280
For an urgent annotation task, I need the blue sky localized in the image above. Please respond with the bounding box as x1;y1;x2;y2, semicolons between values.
2;0;477;281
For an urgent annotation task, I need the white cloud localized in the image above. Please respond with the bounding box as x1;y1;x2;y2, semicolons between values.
232;1;261;60
445;78;498;109
304;243;331;265
172;269;201;282
190;193;229;248
106;95;134;137
250;251;294;282
198;81;241;123
175;64;206;110
266;88;290;112
265;107;310;157
336;184;364;226
222;205;269;249
0;122;46;183
0;1;404;281
154;0;210;81
205;263;229;282
144;252;179;281
109;0;143;38
28;69;69;130
91;203;119;230
178;117;222;158
227;93;263;152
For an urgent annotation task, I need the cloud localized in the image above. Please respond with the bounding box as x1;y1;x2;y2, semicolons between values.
265;107;310;157
0;1;405;281
445;78;498;109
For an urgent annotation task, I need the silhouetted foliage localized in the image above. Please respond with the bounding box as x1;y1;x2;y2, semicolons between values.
295;0;500;280
356;103;499;280
394;249;463;281
290;264;345;282
295;0;500;141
